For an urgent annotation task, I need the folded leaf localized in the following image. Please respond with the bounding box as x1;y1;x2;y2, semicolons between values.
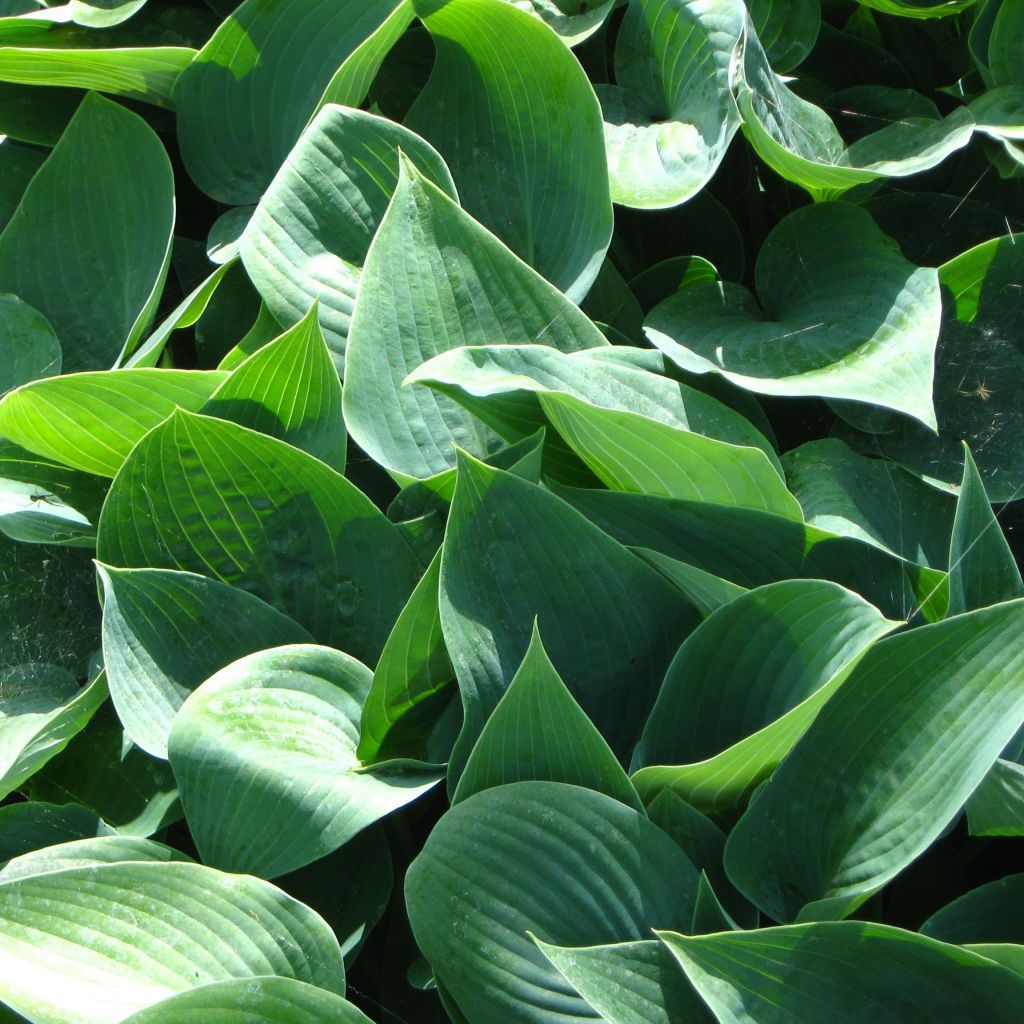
407;0;613;300
503;0;614;46
406;781;699;1024
239;104;456;366
598;0;744;208
725;598;1024;922
0;92;174;371
169;645;441;878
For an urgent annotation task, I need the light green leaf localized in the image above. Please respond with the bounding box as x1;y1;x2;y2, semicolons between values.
0;92;174;371
736;29;975;199
405;343;778;474
632;580;895;811
174;0;408;203
0;859;345;1024
922;875;1024;944
837;233;1024;501
539;393;799;517
948;444;1023;614
441;451;698;776
358;548;454;764
0;41;194;108
120;979;374;1024
748;0;820;72
783;439;955;567
598;0;744;208
344;167;606;480
0;369;226;477
0;294;59;395
724;598;1024;922
96;412;422;666
97;565;311;759
406;781;699;1024
967;757;1024;836
201;306;346;472
28;705;180;837
0;476;94;547
659;922;1024;1024
645;203;941;429
534;938;712;1024
240;104;456;368
0;835;191;884
0;664;106;800
554;486;948;623
169;645;441;878
453;623;642;810
854;0;977;16
406;0;613;300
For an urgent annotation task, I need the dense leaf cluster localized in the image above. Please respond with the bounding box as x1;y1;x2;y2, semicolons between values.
1;0;1023;1020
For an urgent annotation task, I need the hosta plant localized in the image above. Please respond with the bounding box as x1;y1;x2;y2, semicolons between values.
1;0;1024;1020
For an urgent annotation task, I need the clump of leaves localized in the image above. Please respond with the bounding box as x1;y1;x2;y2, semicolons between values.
1;0;1024;1020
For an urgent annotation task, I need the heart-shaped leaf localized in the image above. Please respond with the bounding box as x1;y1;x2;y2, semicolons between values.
645;203;941;429
169;644;441;878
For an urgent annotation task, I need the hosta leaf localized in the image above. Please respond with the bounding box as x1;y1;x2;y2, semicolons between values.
0;836;191;883
0;92;174;371
855;0;976;14
0;139;43;233
441;452;698;776
922;875;1024;944
0;477;94;547
201;307;346;471
97;565;311;758
555;476;947;624
0;369;226;477
659;922;1024;1024
504;0;615;46
29;705;181;837
0;41;194;108
534;939;712;1024
837;234;1024;501
598;0;744;208
636;548;746;617
120;979;373;1024
96;412;422;665
406;344;778;473
748;0;820;72
783;439;955;567
632;580;895;811
966;758;1024;836
240;105;456;367
0;664;106;800
725;598;1024;922
0;802;113;862
0;859;345;1024
406;0;613;301
0;294;59;394
645;204;941;429
343;166;606;480
736;31;974;199
406;781;699;1024
948;444;1023;614
989;0;1024;87
453;623;642;809
169;645;440;878
174;0;408;203
358;549;453;764
539;394;799;517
